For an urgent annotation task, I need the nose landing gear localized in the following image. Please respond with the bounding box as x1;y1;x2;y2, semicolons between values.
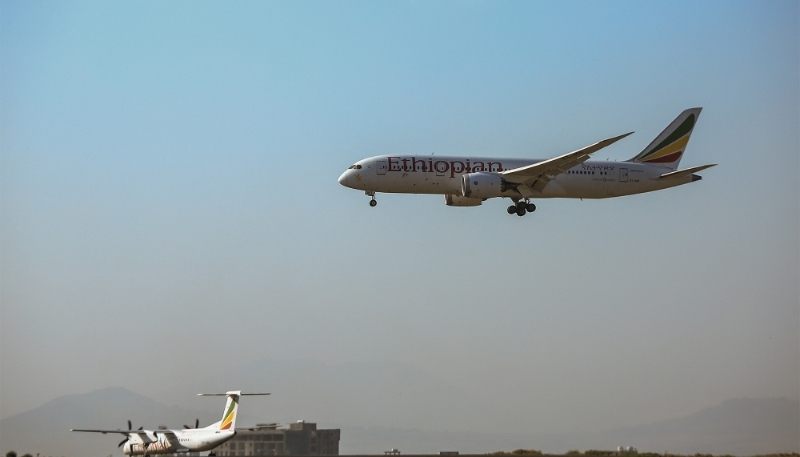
507;200;536;216
366;191;377;207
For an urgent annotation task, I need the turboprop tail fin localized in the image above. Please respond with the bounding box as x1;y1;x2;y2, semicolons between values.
199;391;270;431
629;107;702;169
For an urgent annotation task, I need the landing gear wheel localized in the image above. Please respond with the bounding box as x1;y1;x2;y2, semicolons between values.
526;203;536;212
516;206;526;216
369;199;377;207
507;205;517;215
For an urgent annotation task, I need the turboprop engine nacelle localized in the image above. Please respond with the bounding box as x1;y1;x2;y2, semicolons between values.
461;172;509;199
444;194;483;207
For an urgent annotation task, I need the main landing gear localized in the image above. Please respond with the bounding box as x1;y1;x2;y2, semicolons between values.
507;199;536;216
366;191;377;207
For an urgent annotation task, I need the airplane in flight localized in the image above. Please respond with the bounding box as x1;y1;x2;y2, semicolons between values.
71;390;269;456
338;108;715;216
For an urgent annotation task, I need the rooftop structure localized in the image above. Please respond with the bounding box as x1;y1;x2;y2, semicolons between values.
215;421;340;456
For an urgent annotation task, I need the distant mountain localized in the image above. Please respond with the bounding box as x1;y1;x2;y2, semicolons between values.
592;397;800;455
0;387;213;457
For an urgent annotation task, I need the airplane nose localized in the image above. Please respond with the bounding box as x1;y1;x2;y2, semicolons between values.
338;171;349;187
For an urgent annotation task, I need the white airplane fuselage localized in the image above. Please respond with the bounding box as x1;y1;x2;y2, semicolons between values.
338;155;695;200
122;429;235;455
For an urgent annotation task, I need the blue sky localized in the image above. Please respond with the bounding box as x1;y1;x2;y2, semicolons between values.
1;0;798;437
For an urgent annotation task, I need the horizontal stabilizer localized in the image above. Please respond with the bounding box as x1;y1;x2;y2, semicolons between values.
657;164;716;180
198;393;271;396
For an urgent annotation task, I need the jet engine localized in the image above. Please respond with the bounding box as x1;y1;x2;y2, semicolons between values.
461;172;514;198
444;194;483;207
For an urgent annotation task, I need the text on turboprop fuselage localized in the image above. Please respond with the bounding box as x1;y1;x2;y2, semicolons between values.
385;157;617;178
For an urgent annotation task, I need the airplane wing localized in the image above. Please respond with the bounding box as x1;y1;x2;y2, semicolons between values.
500;132;633;196
71;429;144;435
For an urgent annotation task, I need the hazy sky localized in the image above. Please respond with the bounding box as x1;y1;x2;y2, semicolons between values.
1;0;798;436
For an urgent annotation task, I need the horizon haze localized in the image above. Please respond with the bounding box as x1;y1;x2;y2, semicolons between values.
2;376;798;456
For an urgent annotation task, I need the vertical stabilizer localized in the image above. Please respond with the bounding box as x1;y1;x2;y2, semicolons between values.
198;391;269;431
629;108;702;169
198;391;242;431
217;391;241;431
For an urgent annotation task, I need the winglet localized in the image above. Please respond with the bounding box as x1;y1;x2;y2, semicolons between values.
578;131;634;159
600;131;635;147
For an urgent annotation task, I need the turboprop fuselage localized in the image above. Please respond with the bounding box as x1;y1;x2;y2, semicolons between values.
122;428;235;455
338;155;697;200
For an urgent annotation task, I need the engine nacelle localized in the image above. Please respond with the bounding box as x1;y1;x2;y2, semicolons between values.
461;172;508;198
444;194;483;207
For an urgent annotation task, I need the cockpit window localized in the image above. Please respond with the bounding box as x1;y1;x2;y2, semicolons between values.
356;165;362;169
348;164;363;170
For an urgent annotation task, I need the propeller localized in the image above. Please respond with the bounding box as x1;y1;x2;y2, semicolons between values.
119;421;131;448
183;418;199;429
118;420;143;447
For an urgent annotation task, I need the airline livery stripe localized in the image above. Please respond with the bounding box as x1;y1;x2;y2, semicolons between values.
641;113;696;159
642;150;683;164
219;401;236;430
640;135;690;161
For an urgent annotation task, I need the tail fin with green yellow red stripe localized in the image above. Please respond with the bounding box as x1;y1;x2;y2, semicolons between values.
629;108;702;169
218;392;239;430
198;391;270;431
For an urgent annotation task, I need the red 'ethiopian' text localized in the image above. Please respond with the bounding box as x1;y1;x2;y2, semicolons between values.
386;157;505;178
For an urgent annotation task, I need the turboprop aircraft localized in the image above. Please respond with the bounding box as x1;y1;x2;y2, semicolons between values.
71;390;268;456
338;108;715;216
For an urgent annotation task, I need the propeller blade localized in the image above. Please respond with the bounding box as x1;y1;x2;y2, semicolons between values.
195;418;199;429
127;420;132;430
138;426;143;431
118;438;128;448
183;425;191;429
